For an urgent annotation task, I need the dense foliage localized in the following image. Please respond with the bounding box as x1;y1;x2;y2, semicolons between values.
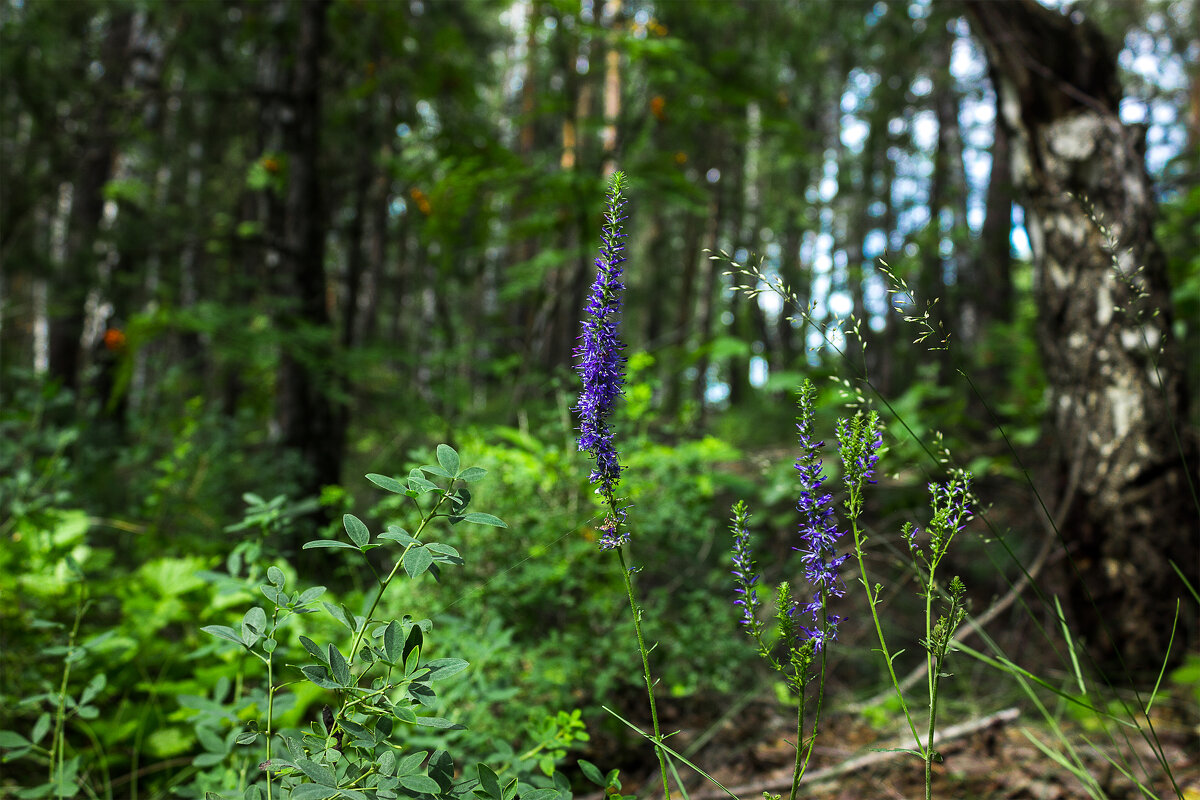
1;0;1197;798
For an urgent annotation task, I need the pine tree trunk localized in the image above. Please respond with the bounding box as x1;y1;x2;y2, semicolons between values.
966;0;1198;673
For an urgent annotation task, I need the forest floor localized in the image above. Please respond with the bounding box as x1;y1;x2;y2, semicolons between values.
587;695;1200;800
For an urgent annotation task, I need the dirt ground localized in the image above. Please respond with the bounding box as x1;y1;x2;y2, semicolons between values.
584;696;1200;800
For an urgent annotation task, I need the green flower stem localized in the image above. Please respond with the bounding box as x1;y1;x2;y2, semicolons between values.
264;607;279;800
615;545;670;800
851;519;923;755
793;613;829;799
51;584;87;789
343;488;453;678
791;684;805;800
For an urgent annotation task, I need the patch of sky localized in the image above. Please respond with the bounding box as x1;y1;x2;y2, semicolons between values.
841;115;869;154
910;109;937;152
910;75;933;99
828;291;853;318
898;205;930;235
705;364;730;404
389;197;407;218
819;174;838;203
868;1;888;24
1011;205;1032;260
749;355;769;388
865;229;887;259
950;26;985;84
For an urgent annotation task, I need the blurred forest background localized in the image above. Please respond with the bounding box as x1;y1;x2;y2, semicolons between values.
1;0;1198;796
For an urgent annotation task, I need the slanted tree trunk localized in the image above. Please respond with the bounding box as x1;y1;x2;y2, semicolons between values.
965;0;1198;673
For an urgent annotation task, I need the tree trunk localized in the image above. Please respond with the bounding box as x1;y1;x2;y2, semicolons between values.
49;10;133;392
276;0;343;498
965;0;1198;673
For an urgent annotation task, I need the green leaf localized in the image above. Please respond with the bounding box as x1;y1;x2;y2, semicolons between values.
366;473;407;494
436;444;460;475
394;706;418;724
377;749;397;776
295;757;337;786
477;764;502;799
201;625;247;648
523;790;561;800
267;566;286;588
261;585;286;606
378;527;418;547
0;730;31;747
300;665;340;690
396;750;428;775
424;658;469;681
424;542;461;558
397;774;441;794
407;472;440;494
578;760;605;786
289;785;339;800
299;635;329;665
403;624;423;662
329;644;351;687
458;467;487;482
79;674;106;706
302;539;359;551
296;586;326;605
403;547;434;579
235;730;259;745
242;607;267;647
416;716;463;730
409;681;437;707
343;514;370;548
323;602;356;632
460;512;507;528
383;620;403;663
405;646;421;677
31;714;50;745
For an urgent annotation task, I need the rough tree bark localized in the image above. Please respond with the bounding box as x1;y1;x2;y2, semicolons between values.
965;0;1198;673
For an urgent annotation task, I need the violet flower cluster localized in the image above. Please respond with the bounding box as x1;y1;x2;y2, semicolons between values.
576;172;629;550
793;380;850;650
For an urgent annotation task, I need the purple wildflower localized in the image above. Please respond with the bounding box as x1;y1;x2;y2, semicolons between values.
793;381;848;648
576;172;628;504
597;508;630;551
730;501;763;637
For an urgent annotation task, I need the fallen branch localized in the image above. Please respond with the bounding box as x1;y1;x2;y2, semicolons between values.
683;706;1021;800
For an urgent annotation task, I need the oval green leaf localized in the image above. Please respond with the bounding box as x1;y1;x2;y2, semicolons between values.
343;514;370;548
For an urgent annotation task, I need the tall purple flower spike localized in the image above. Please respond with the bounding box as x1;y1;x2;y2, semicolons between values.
576;172;629;549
